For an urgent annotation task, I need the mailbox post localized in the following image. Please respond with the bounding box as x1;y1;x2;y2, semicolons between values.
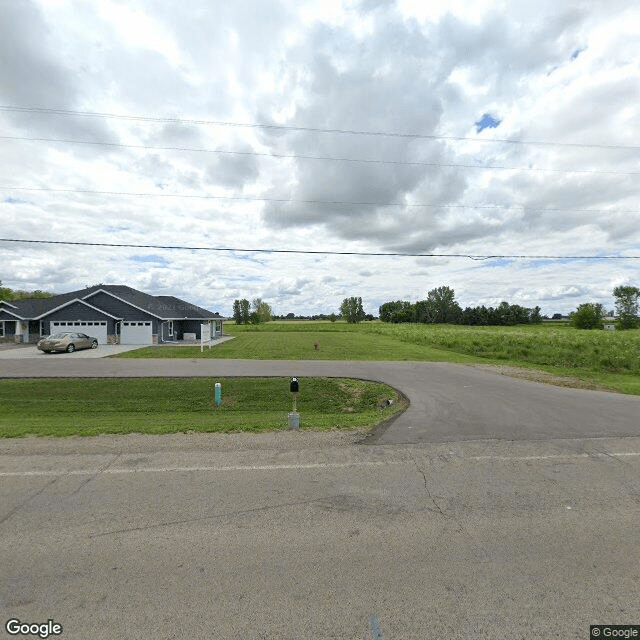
289;377;300;430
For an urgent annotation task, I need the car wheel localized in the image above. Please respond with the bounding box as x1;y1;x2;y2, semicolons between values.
66;344;75;353
91;340;98;349
44;350;51;353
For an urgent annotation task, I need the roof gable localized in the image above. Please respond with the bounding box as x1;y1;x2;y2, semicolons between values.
0;300;18;308
83;288;165;319
33;298;121;320
0;308;24;320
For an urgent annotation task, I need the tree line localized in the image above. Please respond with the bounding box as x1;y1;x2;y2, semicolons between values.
229;283;640;330
0;281;54;301
232;298;273;324
379;286;542;326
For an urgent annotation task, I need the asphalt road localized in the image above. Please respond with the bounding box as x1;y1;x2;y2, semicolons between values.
2;434;639;639
2;358;640;639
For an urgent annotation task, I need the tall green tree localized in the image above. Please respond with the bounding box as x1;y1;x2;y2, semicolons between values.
379;300;413;323
240;298;250;323
252;298;272;324
530;306;543;324
613;285;640;329
340;297;365;323
232;299;242;324
424;286;461;323
0;281;12;301
570;303;604;329
232;298;251;324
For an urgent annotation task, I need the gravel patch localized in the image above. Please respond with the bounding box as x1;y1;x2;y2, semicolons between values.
0;428;371;455
466;364;616;392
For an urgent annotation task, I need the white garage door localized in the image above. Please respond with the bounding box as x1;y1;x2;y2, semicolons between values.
50;321;108;344
121;321;153;344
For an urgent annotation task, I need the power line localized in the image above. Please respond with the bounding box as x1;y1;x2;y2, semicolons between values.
1;238;638;260
2;185;638;214
1;104;638;151
0;134;636;176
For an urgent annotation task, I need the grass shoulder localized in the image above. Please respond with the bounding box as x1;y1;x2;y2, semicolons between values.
0;377;406;438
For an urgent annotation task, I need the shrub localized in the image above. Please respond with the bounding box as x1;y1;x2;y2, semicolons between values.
570;303;604;329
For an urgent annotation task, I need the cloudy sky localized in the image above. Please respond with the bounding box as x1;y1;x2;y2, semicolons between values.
1;0;638;317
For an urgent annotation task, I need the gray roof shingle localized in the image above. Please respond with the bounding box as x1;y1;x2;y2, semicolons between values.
4;285;222;320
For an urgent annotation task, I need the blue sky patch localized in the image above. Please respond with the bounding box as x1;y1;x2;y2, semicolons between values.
570;47;586;61
475;113;501;133
131;255;169;266
479;258;513;268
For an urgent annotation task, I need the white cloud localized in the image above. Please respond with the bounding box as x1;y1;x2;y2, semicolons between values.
0;0;638;317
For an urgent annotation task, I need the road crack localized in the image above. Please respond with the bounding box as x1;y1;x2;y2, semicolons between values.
0;476;61;526
89;495;338;538
413;458;449;519
71;452;122;495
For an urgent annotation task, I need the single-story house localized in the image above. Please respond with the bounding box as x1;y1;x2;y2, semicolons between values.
0;284;225;345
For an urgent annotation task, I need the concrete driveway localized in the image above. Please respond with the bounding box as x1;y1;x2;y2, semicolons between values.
0;344;147;359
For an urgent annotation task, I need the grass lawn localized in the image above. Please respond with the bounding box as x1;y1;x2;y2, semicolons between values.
118;330;479;363
0;377;405;438
115;321;640;395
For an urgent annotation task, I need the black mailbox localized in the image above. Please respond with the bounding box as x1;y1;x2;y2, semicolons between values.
290;377;299;393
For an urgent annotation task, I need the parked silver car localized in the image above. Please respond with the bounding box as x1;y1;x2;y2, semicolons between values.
37;332;99;353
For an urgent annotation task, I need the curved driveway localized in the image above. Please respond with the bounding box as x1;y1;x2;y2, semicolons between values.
2;358;639;444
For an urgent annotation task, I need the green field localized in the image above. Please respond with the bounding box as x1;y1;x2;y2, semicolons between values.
116;321;640;394
0;377;404;438
119;328;479;363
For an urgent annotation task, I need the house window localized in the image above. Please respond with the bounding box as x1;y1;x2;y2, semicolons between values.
168;321;173;336
0;321;4;337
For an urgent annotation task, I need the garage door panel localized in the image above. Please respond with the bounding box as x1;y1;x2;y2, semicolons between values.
50;321;108;344
121;321;152;344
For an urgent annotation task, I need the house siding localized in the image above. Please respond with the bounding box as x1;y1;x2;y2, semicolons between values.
28;320;41;343
176;320;203;339
42;302;116;338
45;301;113;322
0;319;17;342
159;320;217;341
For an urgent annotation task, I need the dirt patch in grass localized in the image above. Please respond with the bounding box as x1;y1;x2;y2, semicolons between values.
339;380;365;412
468;364;618;392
